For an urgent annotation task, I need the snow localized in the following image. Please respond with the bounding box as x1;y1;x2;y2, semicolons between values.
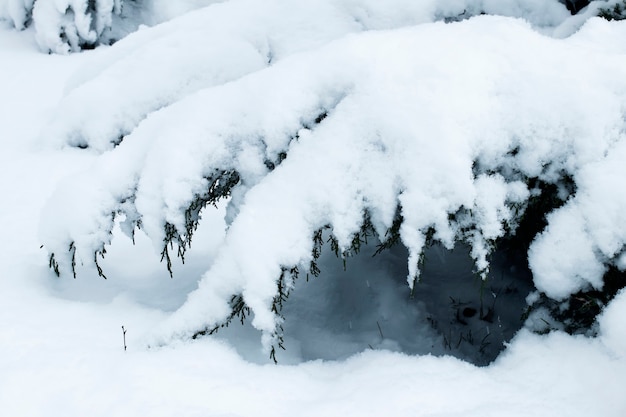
1;3;626;416
36;0;583;153
38;12;626;347
0;0;222;53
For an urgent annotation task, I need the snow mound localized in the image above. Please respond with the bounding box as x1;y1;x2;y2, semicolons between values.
39;13;626;353
1;0;577;56
39;0;578;151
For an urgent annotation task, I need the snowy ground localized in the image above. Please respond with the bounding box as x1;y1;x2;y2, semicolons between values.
1;14;626;417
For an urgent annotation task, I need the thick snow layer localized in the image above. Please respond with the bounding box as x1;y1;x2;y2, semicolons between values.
39;12;626;348
1;0;612;55
41;0;577;151
1;0;571;52
1;15;626;417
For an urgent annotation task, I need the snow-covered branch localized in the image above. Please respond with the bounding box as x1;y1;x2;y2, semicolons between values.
38;5;626;353
0;0;225;53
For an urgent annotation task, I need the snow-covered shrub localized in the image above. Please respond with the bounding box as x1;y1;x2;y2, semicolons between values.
32;0;128;53
0;0;133;53
0;0;34;29
0;0;220;53
2;0;617;55
42;0;576;153
598;0;626;19
2;0;582;55
38;1;626;359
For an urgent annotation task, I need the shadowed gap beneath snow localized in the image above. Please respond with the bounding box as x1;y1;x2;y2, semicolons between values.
214;232;534;366
42;203;532;366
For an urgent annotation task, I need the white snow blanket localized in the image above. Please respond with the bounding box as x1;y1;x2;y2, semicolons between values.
35;0;626;351
0;3;625;416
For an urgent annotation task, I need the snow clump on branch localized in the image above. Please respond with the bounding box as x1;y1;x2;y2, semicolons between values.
0;0;221;53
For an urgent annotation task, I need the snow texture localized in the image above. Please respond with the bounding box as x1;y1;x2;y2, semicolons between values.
37;2;626;351
0;0;222;52
0;0;34;29
0;0;587;54
40;0;580;151
1;6;626;417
